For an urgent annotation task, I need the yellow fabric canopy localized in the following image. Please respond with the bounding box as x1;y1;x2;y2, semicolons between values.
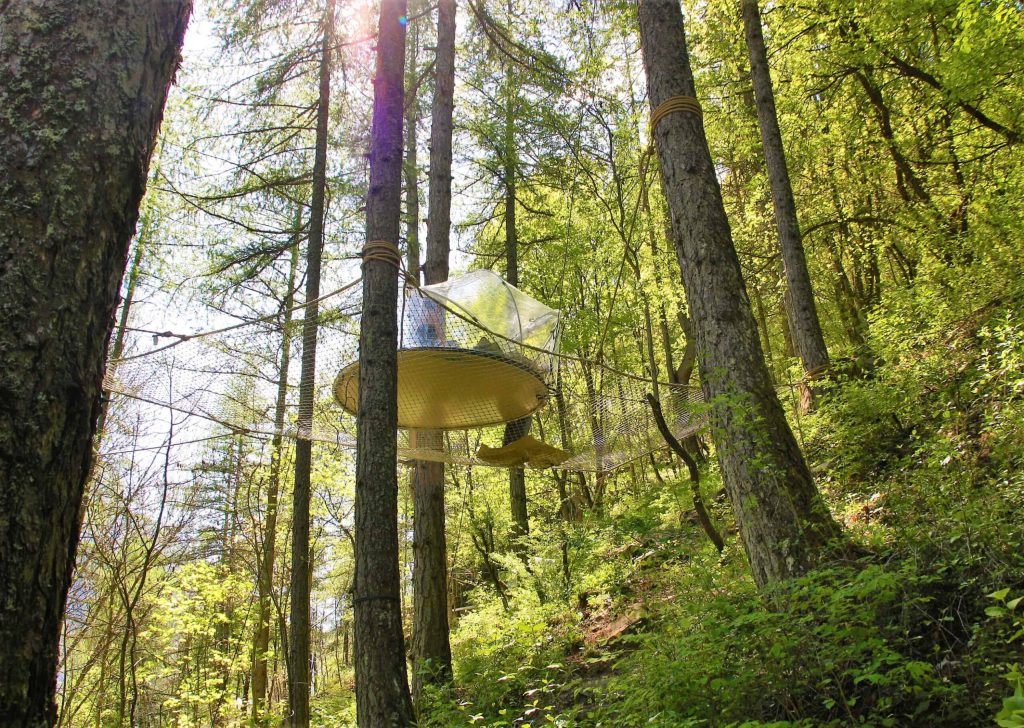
476;435;570;469
333;347;549;430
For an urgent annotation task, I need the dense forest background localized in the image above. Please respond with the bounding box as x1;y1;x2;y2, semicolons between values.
56;0;1024;726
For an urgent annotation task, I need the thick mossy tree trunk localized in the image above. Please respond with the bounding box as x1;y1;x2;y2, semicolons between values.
636;0;844;588
288;1;334;724
740;0;829;378
354;0;416;724
0;1;191;723
411;0;457;704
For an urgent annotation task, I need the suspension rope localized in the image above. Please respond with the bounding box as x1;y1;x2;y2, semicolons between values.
649;95;703;139
113;276;364;363
361;239;403;269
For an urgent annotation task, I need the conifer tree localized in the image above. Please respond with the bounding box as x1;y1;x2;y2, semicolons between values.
411;0;457;702
0;1;191;722
353;0;416;723
636;0;844;588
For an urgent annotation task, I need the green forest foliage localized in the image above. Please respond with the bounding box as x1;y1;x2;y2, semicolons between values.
59;0;1024;726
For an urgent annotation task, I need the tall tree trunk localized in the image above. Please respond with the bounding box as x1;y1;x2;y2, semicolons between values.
0;2;190;723
740;0;829;377
403;0;421;282
288;2;334;723
253;239;298;723
411;0;456;704
353;0;416;724
214;437;242;728
424;0;456;291
636;0;844;589
500;76;532;553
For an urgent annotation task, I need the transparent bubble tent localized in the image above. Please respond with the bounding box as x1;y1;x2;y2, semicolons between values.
333;270;561;430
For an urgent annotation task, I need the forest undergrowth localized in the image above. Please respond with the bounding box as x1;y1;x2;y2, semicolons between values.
34;1;1024;725
410;275;1024;728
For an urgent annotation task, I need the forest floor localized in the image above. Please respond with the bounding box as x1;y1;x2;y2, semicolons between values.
413;287;1024;728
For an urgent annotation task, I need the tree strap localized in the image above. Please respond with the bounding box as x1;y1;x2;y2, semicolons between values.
362;239;403;269
649;95;702;138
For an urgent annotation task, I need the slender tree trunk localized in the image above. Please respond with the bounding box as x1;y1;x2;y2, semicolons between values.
411;0;456;704
0;2;190;723
424;0;456;291
639;180;680;388
353;0;416;724
675;311;698;387
214;437;242;728
581;362;607;514
404;0;421;282
646;395;723;552
740;0;829;377
636;0;844;589
288;2;334;724
253;239;298;723
500;78;532;552
751;282;776;381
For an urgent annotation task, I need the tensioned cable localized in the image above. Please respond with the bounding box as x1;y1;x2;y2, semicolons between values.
113;276;364;362
108;260;692;391
590;95;705;372
592;100;702;362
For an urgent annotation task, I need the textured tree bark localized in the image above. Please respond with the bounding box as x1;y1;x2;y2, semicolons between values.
740;0;830;378
288;2;334;724
403;0;421;282
636;0;844;589
424;0;456;289
253;239;298;723
353;0;416;724
0;2;190;723
411;0;456;704
500;80;532;552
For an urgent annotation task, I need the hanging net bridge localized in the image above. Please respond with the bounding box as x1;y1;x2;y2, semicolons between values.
103;269;708;474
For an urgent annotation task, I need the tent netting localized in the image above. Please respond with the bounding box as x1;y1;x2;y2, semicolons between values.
104;270;707;474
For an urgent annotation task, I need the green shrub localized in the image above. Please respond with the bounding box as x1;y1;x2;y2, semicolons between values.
582;560;979;727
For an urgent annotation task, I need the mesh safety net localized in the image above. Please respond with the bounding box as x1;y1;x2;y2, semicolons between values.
104;270;707;473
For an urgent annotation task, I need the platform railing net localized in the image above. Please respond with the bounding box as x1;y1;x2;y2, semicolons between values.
104;275;707;474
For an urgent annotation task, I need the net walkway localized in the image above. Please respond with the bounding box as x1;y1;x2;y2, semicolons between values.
104;271;707;474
